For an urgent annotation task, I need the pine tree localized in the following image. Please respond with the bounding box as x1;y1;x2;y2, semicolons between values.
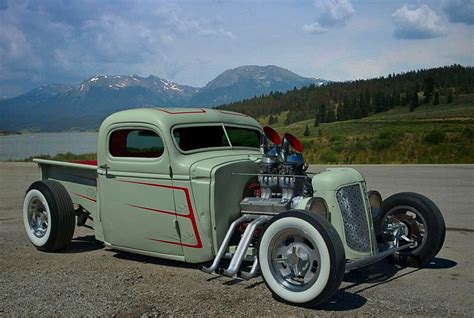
447;90;453;103
401;91;408;106
433;91;440;105
314;117;319;127
284;112;291;125
352;95;361;119
365;89;372;113
410;89;419;112
423;76;434;103
268;115;276;125
360;91;369;117
374;91;386;113
304;125;310;136
317;104;327;123
326;107;336;123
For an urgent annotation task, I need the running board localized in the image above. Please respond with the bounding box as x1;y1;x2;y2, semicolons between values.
201;215;270;278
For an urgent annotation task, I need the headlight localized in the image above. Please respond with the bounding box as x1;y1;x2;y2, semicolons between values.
368;190;382;219
305;197;328;219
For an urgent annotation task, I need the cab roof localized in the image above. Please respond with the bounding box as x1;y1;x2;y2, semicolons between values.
100;107;262;132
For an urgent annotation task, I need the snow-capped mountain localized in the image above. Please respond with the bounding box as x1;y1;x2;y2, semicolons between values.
77;75;198;98
0;66;327;131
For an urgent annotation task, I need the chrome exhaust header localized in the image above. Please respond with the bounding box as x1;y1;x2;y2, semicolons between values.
220;216;270;277
201;215;252;274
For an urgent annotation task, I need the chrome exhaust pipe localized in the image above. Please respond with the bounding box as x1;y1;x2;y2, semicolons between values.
238;257;259;280
221;216;270;277
201;215;251;273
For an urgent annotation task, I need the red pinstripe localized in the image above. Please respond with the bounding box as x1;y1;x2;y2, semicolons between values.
156;108;207;115
73;192;97;202
119;180;203;249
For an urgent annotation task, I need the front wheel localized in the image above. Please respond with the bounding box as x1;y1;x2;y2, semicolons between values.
258;210;346;307
378;192;446;267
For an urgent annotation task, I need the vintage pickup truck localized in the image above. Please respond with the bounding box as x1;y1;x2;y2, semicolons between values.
23;108;445;306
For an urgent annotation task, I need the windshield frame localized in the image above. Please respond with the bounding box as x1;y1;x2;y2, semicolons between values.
171;122;262;155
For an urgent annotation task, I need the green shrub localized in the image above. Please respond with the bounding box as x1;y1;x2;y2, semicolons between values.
348;141;366;152
370;139;393;151
331;141;345;153
424;130;445;144
461;127;473;139
319;150;338;163
378;130;402;140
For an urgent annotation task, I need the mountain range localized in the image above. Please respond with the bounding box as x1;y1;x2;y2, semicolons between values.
0;65;326;132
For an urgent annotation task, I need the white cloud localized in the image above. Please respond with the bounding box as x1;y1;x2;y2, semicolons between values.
392;4;446;39
442;0;474;25
303;0;355;34
302;22;327;34
315;0;355;27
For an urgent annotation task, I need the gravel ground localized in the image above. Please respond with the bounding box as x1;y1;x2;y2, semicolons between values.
0;163;473;316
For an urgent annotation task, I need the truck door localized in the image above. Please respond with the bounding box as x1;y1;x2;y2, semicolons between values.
97;123;183;256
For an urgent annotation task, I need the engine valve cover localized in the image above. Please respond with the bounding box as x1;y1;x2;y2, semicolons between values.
240;197;291;214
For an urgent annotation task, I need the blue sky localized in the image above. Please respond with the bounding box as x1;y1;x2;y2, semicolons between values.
0;0;473;97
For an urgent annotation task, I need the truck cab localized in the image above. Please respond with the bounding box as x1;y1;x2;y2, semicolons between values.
32;108;264;263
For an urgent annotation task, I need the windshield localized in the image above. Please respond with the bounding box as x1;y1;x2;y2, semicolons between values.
173;125;261;152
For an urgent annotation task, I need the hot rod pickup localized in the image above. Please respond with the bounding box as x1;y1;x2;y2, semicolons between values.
23;108;445;306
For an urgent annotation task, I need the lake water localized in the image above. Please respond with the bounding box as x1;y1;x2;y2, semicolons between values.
0;132;98;161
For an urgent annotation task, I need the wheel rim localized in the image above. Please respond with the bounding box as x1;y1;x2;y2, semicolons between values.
27;197;49;238
384;205;428;255
268;228;321;292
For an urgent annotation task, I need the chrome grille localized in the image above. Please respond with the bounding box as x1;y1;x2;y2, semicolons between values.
336;184;370;252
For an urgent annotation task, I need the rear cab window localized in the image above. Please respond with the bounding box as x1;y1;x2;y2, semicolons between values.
109;129;164;158
172;125;261;153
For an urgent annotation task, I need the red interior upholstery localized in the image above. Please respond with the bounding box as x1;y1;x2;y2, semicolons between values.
110;130;129;157
70;160;97;166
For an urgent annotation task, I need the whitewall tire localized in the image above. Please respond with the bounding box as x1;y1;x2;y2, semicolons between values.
23;180;75;252
258;211;345;307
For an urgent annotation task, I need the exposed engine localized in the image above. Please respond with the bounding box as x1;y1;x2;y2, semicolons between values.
240;126;313;214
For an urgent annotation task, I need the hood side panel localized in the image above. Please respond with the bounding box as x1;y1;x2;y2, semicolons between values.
211;160;258;253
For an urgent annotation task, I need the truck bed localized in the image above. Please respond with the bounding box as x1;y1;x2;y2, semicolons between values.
33;159;99;235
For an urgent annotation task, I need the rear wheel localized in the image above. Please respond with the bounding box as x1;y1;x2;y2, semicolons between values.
258;210;345;307
23;180;76;252
378;192;445;267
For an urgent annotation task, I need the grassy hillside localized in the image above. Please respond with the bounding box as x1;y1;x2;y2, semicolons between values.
260;94;474;164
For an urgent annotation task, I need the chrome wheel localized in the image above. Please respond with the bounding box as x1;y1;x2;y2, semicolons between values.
259;211;345;305
384;205;428;255
378;192;445;267
23;181;76;252
269;229;321;292
27;197;49;238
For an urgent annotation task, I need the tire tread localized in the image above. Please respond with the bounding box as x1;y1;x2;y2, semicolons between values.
25;180;75;252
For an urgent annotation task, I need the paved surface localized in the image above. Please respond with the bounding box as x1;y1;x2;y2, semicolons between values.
0;163;472;316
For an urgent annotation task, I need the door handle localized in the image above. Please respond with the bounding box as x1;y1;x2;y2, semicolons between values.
99;164;110;174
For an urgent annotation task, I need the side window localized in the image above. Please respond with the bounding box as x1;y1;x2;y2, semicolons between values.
225;126;261;148
109;129;164;158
